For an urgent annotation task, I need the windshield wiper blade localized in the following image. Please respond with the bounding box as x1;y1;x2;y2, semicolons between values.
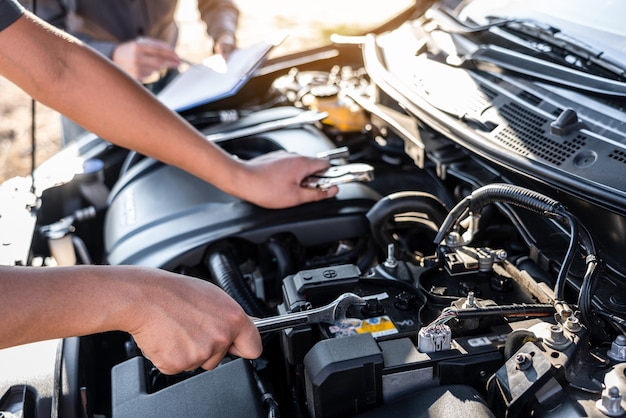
467;44;626;97
426;6;626;80
497;18;626;79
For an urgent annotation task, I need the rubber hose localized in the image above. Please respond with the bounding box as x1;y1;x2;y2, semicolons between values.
434;183;565;244
265;237;294;284
366;191;449;250
205;244;270;318
468;183;562;215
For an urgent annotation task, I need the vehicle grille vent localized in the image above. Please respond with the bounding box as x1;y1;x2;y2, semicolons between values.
609;150;626;165
518;91;542;106
468;84;499;114
494;103;586;165
479;84;498;101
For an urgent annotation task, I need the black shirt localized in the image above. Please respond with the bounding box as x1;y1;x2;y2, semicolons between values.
0;0;24;32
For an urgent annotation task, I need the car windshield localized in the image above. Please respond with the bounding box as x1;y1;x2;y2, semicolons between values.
457;0;626;57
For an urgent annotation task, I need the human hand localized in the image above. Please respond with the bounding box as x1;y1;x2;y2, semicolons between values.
235;151;339;208
112;37;181;82
124;269;262;375
213;33;236;60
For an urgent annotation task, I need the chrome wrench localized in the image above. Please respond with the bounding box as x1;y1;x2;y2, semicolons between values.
253;292;365;333
300;163;374;191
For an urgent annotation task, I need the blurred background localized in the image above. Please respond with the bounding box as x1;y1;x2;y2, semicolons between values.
0;0;412;182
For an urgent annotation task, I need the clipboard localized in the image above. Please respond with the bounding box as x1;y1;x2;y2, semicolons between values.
157;32;287;112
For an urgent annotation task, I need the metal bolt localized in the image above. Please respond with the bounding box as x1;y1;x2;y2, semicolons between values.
597;386;625;417
493;249;508;260
608;335;626;362
515;353;533;371
462;291;477;309
383;243;398;269
546;324;571;350
564;316;582;332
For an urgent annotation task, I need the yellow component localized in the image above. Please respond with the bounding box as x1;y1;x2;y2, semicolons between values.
355;316;398;337
304;91;369;132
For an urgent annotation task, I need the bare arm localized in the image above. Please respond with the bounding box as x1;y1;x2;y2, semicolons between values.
198;0;239;57
0;265;261;374
0;12;337;208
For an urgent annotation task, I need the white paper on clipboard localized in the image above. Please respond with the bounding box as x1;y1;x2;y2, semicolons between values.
157;32;287;112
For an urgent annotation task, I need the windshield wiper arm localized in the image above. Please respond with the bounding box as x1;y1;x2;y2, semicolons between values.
467;44;626;97
426;6;626;80
497;18;626;78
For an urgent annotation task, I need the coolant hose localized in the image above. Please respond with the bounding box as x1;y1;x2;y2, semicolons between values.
205;243;270;318
366;191;449;250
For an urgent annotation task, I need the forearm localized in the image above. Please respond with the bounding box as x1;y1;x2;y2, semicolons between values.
0;265;140;348
0;264;263;373
53;49;238;187
199;0;239;41
0;12;243;195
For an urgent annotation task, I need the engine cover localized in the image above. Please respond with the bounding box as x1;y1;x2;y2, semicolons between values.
104;109;380;268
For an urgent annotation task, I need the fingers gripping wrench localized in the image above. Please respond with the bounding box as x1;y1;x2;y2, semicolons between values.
253;293;365;333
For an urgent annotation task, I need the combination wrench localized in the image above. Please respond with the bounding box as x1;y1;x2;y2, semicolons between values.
253;292;366;333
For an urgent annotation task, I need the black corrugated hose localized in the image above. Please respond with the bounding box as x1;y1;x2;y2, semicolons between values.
205;242;271;318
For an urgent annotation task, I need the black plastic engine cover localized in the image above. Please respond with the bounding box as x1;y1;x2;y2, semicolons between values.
112;357;264;418
104;112;380;268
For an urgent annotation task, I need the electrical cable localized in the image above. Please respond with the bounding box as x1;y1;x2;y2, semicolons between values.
424;303;555;332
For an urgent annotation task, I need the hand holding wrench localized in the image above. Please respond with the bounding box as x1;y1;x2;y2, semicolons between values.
253;293;365;333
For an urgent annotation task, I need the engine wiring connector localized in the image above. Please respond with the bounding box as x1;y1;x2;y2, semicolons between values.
418;309;456;353
418;324;452;353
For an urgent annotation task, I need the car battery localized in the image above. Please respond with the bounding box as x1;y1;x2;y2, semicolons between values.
279;264;425;365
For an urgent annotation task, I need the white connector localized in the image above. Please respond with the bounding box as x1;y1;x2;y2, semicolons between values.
418;324;452;353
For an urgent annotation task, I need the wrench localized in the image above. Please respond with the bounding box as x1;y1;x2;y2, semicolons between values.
253;292;365;333
300;163;374;191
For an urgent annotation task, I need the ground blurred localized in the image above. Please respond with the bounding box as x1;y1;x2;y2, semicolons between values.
0;0;411;182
